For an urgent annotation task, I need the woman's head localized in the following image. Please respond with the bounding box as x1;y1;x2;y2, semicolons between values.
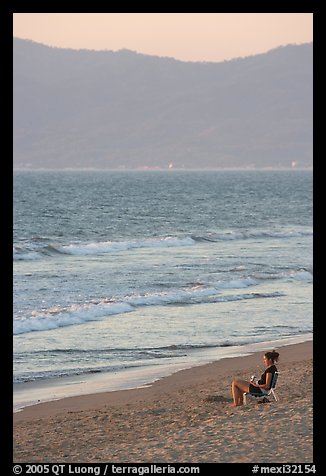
264;350;279;364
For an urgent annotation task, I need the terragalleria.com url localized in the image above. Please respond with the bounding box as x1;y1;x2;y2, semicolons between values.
111;466;200;475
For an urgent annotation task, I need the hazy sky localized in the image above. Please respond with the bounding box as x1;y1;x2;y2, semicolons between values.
13;13;313;62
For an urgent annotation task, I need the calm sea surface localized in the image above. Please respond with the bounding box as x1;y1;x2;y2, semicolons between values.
13;170;313;402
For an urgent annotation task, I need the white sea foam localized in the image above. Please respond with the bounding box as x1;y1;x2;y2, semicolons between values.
13;227;312;261
13;265;311;336
13;282;285;336
60;236;195;255
13;302;134;335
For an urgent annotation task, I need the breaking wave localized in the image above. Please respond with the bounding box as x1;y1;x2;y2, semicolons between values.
13;227;312;261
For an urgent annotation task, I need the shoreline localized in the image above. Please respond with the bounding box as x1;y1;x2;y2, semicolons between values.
13;333;312;415
14;337;312;422
14;339;313;462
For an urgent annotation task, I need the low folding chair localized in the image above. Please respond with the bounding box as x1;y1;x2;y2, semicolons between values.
244;371;279;404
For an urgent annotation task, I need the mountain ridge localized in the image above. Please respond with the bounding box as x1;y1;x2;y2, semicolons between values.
13;38;313;170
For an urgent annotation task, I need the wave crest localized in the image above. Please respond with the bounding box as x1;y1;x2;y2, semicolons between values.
13;227;312;261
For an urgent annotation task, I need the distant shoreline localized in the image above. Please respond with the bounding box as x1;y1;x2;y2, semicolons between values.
13;167;313;172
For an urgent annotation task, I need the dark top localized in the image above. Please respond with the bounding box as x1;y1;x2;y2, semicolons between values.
257;364;277;389
248;364;277;394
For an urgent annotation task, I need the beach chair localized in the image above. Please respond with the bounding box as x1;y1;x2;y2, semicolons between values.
243;371;279;405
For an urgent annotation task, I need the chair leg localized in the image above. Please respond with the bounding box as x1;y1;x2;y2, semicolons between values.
243;393;247;405
271;390;279;402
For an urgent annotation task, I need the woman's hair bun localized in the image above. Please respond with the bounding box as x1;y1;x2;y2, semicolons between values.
265;350;280;362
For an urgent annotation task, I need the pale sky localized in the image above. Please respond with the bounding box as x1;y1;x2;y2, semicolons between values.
13;13;313;62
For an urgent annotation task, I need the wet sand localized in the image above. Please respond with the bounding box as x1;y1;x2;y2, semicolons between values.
13;340;313;463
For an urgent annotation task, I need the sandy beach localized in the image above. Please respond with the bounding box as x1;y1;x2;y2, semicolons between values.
13;340;313;463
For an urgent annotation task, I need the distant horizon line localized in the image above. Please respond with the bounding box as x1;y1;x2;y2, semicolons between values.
13;166;313;172
13;36;313;65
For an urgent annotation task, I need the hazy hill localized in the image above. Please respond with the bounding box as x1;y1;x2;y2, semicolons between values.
13;38;313;169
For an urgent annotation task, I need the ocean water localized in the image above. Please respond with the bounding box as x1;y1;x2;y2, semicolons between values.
13;170;313;405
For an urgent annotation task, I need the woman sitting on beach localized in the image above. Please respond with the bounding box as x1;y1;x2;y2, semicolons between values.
231;350;279;406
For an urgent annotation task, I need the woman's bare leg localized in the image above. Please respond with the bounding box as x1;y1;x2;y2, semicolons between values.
231;379;250;406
